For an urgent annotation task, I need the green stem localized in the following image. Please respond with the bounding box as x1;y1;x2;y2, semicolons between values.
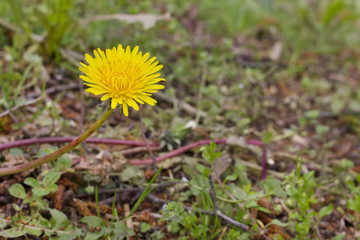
0;109;114;176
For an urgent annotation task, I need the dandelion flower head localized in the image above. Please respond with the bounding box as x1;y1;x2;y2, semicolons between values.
79;45;165;116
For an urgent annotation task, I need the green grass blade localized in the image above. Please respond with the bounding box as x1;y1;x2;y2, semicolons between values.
127;167;163;219
112;190;120;223
95;185;100;218
14;64;33;100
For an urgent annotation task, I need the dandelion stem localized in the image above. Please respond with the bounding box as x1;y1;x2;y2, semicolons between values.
0;109;114;176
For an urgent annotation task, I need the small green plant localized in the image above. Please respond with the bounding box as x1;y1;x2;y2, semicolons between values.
343;162;360;229
283;158;332;239
81;216;134;240
0;62;31;110
1;165;163;239
4;0;77;59
197;0;267;37
79;166;163;239
1;168;81;239
161;201;221;240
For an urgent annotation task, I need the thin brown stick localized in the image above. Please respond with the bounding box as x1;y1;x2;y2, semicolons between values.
146;192;249;231
26;83;79;99
154;92;207;118
8;112;31;138
215;178;270;240
315;226;323;240
208;176;249;231
0;96;43;118
0;18;43;42
209;176;219;210
96;182;177;205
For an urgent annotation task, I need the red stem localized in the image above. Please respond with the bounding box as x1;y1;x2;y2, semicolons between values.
0;136;267;178
261;146;267;180
245;139;264;146
130;139;227;165
0;137;158;152
0;138;262;152
0;109;114;176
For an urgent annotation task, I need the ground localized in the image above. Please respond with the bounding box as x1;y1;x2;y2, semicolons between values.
0;0;360;239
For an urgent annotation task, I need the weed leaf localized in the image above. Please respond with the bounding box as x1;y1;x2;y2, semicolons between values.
24;177;41;188
43;171;61;185
50;209;69;228
8;183;27;199
0;227;27;238
319;204;333;220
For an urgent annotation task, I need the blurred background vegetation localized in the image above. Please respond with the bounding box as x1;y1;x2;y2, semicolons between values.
1;0;360;132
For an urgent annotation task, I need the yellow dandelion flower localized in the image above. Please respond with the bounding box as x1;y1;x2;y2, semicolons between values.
79;44;165;116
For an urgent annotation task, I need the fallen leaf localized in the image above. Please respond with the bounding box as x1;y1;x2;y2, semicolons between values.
211;154;232;181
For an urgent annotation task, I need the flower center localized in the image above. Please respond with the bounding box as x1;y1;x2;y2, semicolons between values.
108;69;133;95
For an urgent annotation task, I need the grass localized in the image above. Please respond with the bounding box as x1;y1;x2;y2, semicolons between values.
0;0;360;239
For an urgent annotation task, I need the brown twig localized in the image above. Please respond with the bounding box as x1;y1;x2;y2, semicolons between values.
26;83;79;99
154;92;208;118
236;59;285;69
146;190;249;231
213;210;249;231
8;112;31;138
209;176;219;210
215;179;245;210
215;178;270;239
0;96;43;118
208;176;249;231
315;225;323;240
0;18;43;42
78;182;178;205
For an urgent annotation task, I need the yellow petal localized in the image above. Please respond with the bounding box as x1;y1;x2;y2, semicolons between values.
122;103;129;116
144;90;159;93
111;98;118;109
128;98;139;111
133;97;144;104
138;95;157;106
85;53;95;64
86;88;105;95
132;46;139;55
101;94;111;101
145;84;165;90
79;45;165;116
